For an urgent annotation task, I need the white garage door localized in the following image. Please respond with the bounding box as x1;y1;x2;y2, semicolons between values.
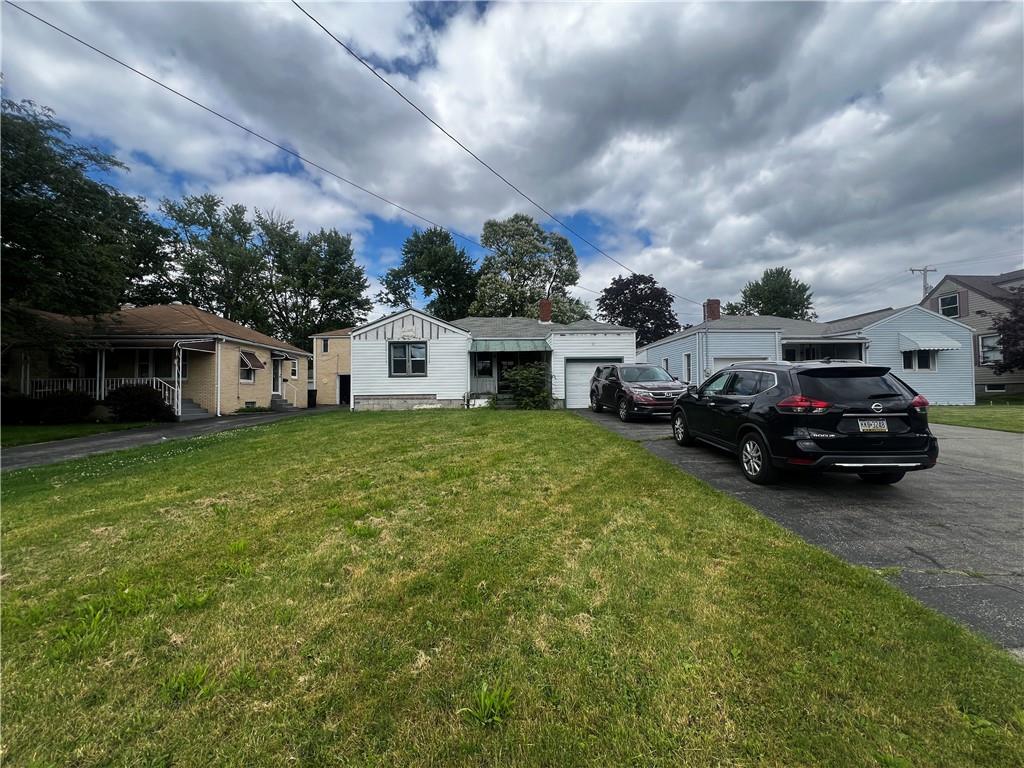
710;357;769;374
565;360;620;409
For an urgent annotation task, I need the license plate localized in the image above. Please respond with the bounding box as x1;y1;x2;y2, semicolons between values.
858;418;888;432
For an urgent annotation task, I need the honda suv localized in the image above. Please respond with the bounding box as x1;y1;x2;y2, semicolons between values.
670;360;938;485
590;364;685;421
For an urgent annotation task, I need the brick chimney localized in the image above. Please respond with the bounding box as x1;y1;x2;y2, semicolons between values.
703;298;721;322
539;297;553;323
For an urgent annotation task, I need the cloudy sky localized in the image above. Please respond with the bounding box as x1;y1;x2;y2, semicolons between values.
3;1;1022;322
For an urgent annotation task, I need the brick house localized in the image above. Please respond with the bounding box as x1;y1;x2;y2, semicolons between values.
4;304;311;419
309;327;352;406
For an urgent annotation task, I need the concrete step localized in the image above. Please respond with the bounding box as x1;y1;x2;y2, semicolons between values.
177;398;210;422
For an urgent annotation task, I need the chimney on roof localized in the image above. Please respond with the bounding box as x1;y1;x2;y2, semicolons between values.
538;297;553;324
703;298;721;322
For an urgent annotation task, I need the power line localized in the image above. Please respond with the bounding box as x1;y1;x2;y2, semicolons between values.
291;0;704;309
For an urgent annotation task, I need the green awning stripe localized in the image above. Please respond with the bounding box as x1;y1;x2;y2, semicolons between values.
470;339;551;352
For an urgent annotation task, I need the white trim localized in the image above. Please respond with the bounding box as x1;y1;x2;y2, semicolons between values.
901;349;939;373
215;340;222;416
937;292;961;319
984;383;1007;393
979;333;1003;366
352;308;471;338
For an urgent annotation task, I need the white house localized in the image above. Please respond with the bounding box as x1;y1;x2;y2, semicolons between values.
637;300;975;404
349;300;636;410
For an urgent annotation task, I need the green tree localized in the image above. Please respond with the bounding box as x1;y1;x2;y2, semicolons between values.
724;267;816;320
160;194;269;330
596;274;680;346
468;213;589;323
378;227;478;320
1;99;170;343
258;213;372;348
990;289;1023;375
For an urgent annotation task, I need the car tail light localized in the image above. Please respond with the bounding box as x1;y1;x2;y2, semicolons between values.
776;394;831;414
910;394;929;412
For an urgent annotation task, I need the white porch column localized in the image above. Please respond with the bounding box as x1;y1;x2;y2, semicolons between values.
99;349;107;400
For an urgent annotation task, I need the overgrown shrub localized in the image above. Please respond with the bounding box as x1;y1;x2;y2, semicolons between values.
503;363;552;410
1;390;40;425
36;391;97;424
105;385;174;423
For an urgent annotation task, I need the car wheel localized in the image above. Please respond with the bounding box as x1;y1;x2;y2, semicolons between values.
672;411;696;446
859;471;906;485
617;397;631;422
738;433;778;485
590;392;603;413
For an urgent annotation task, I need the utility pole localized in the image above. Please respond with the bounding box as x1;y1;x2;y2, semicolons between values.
909;265;937;299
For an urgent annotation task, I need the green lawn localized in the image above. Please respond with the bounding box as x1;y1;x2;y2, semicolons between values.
929;404;1024;433
2;410;1022;767
1;421;153;447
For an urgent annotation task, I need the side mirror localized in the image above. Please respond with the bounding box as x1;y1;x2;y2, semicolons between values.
686;384;699;396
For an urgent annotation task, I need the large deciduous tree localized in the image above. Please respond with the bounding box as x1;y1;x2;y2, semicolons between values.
469;213;589;323
258;213;372;348
1;99;170;343
596;274;680;346
724;267;816;320
378;227;478;320
991;289;1023;375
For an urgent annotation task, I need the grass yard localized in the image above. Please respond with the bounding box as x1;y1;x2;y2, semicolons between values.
929;404;1024;433
2;410;1023;767
1;421;153;447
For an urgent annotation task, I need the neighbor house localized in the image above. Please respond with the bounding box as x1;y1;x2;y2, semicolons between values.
637;299;975;404
921;268;1024;397
4;304;310;419
349;299;635;410
309;327;352;406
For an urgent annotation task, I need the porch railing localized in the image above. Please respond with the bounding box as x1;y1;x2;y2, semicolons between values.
30;377;178;412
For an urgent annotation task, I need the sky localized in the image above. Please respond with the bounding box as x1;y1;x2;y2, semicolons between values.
3;1;1022;324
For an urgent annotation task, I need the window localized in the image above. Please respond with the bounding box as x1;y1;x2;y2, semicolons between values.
240;365;255;382
902;350;936;371
620;365;674;382
239;350;263;382
390;342;427;376
291;360;299;378
798;368;910;401
938;294;960;318
980;334;1002;365
725;370;774;396
321;338;329;353
985;384;1007;393
180;350;189;380
137;351;151;378
475;355;493;377
700;372;731;396
661;357;670;372
683;353;692;383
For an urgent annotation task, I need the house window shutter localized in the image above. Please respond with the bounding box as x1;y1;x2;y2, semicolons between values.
927;297;939;312
958;290;969;318
974;334;982;366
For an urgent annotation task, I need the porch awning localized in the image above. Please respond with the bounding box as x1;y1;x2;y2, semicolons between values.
177;340;216;353
898;332;962;352
270;350;299;361
239;350;266;370
470;339;551;352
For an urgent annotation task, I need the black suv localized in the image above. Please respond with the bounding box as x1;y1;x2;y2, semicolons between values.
590;364;685;421
670;360;938;485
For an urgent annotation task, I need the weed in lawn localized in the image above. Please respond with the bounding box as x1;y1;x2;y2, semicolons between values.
228;539;249;555
52;603;111;659
171;588;214;612
161;664;216;703
459;681;513;727
227;663;262;692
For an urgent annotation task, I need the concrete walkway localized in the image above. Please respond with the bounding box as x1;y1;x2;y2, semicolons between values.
2;408;337;471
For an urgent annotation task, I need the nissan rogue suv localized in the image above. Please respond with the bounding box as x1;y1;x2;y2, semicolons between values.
669;360;938;484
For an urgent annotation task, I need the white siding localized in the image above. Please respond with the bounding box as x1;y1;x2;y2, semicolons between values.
549;332;636;401
351;334;471;401
352;311;462;341
638;334;699;382
864;307;975;405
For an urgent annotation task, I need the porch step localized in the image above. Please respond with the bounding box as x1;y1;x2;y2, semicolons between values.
178;398;210;422
270;395;298;412
493;393;516;410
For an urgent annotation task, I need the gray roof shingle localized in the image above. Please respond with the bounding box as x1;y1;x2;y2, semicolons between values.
452;316;632;338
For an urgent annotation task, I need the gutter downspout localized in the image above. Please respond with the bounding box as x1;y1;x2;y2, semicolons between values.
215;338;222;417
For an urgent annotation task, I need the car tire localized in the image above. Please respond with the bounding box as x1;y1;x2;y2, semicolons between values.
859;471;906;485
617;397;631;423
590;392;603;413
738;433;779;485
672;411;696;446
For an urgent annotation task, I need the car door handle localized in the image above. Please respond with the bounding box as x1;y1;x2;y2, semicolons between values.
738;403;751;411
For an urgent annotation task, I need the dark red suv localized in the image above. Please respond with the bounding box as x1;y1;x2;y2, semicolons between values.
670;360;938;484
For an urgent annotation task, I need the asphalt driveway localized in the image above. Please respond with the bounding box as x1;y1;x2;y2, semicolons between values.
576;409;1024;655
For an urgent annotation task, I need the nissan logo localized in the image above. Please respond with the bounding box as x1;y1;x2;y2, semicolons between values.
871;402;884;413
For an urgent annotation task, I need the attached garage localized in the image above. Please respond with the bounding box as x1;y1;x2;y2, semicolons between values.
564;358;623;409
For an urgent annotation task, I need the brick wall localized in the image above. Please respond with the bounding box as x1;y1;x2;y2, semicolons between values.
314;336;351;404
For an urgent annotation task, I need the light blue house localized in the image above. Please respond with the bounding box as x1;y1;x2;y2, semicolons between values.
637;303;975;404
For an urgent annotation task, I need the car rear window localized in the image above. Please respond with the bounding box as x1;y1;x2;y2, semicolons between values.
797;368;910;402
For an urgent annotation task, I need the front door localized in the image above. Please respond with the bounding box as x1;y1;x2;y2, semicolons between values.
497;354;518;391
272;359;282;395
